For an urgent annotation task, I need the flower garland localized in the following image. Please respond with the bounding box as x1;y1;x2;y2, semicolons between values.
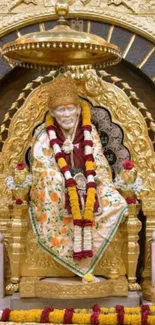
114;159;143;200
6;174;32;189
0;305;154;324
46;100;96;260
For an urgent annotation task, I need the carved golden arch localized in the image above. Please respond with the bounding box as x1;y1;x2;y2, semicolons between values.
0;11;155;44
2;69;154;197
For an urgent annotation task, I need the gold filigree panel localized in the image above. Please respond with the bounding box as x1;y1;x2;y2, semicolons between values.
2;84;50;173
20;275;128;298
0;1;155;44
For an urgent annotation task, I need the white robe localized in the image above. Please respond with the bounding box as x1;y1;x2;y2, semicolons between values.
29;123;128;277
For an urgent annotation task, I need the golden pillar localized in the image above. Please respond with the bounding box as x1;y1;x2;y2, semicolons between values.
142;198;155;300
127;204;141;291
6;202;28;293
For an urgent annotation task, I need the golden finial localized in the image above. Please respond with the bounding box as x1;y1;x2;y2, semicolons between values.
55;0;69;24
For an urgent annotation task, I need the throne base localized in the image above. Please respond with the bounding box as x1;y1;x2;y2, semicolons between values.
19;275;128;299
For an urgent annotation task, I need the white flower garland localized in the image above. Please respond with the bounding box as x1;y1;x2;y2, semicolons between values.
6;174;33;189
114;174;143;195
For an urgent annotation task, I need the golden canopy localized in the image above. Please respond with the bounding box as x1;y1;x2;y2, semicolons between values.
1;0;121;70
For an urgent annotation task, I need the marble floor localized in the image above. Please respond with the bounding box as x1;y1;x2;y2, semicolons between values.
0;291;144;310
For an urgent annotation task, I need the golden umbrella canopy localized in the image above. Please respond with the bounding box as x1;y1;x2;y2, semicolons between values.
1;0;122;70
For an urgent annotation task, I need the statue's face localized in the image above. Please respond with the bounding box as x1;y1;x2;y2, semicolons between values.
51;104;81;131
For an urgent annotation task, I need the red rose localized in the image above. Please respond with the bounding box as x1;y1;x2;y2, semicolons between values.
15;198;23;205
122;160;135;170
126;197;137;205
16;162;26;170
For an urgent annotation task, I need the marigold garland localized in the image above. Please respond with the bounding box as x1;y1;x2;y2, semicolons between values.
45;100;96;259
1;304;154;324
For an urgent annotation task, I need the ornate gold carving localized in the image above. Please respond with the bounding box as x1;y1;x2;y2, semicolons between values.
107;0;155;14
95;230;126;278
107;0;137;13
126;204;141;291
6;282;19;292
2;82;55;172
128;282;141;291
142;278;152;301
8;0;37;12
20;275;128;298
6;202;29;293
151;284;155;303
6;164;32;200
0;1;154;47
0;171;12;281
141;198;155;300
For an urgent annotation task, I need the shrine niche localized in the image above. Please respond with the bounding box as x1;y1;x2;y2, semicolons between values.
0;67;153;299
0;0;155;306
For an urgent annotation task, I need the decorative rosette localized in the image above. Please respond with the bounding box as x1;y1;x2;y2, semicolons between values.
46;100;96;260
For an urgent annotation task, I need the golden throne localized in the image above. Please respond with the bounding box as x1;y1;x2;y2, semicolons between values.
0;69;154;299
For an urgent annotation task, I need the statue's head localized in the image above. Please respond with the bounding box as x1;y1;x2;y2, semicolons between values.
48;75;81;131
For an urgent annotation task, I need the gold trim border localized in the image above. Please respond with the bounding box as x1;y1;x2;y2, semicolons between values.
0;10;155;44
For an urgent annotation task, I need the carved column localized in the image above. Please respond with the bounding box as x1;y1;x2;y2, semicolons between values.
6;202;28;293
150;231;155;302
142;198;155;300
127;204;141;291
0;233;4;298
0;175;12;283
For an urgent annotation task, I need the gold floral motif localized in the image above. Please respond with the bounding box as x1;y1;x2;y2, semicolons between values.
95;230;126;278
107;0;138;13
8;0;37;12
126;204;141;291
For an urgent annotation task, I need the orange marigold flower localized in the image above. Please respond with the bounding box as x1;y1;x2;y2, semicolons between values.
58;157;67;168
85;161;95;171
